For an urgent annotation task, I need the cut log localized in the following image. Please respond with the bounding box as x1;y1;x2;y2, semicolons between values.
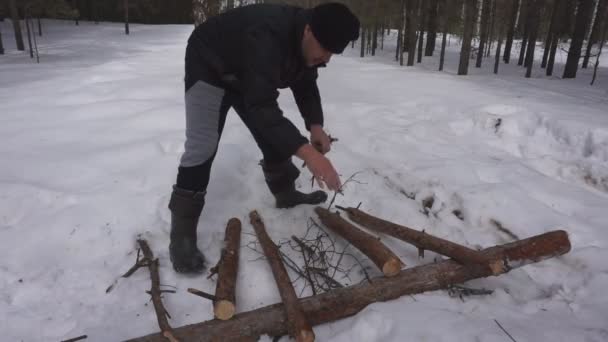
249;210;315;342
339;206;503;274
213;218;242;320
126;230;570;342
315;207;404;276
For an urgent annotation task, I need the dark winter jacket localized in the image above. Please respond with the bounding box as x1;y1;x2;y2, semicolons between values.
185;4;324;160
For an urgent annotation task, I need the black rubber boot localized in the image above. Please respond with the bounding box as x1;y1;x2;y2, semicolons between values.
168;186;206;274
261;159;328;209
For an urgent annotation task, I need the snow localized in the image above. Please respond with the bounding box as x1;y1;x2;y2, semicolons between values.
1;19;608;341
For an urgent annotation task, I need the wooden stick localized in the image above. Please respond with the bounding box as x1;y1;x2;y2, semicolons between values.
61;335;87;342
314;207;404;276
187;288;217;301
339;206;504;274
214;218;242;320
127;230;570;342
249;210;315;342
137;239;179;342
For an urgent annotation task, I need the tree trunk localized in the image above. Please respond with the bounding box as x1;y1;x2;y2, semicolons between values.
503;0;520;63
213;218;241;321
372;23;378;56
340;207;502;273
547;0;566;76
486;0;496;57
417;0;426;63
315;208;404;277
525;0;543;78
127;230;571;342
541;0;561;68
73;0;79;25
583;0;607;68
425;0;439;56
494;24;504;73
477;0;491;67
0;25;4;54
458;0;477;75
406;0;418;66
591;13;608;84
9;0;24;51
563;0;595;78
518;0;531;66
439;0;449;71
380;20;385;50
250;211;315;342
397;0;405;63
25;15;33;58
37;18;41;36
124;0;130;35
360;27;365;57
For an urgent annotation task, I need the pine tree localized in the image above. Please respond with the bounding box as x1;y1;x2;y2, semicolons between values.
563;0;594;78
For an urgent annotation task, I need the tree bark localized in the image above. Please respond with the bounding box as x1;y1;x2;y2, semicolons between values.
503;0;520;63
360;27;365;57
213;218;241;320
425;0;439;56
477;0;491;67
417;0;426;63
124;0;130;35
25;15;33;58
486;0;495;57
406;0;418;65
339;207;502;274
591;11;608;84
315;207;405;276
0;24;4;54
397;0;405;63
541;0;561;68
127;230;571;342
9;0;24;51
137;239;178;342
563;0;594;78
250;211;314;342
458;0;477;75
525;0;543;77
547;0;566;76
439;0;449;71
494;25;504;73
518;0;531;66
583;0;607;68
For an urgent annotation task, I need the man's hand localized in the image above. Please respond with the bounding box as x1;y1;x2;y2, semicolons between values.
295;144;341;191
310;124;332;154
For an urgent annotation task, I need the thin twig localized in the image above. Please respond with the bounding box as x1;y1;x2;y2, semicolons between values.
494;319;518;342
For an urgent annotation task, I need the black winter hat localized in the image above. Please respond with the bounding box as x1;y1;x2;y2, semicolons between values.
310;3;360;54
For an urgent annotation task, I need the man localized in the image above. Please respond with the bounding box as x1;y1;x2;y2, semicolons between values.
169;3;360;273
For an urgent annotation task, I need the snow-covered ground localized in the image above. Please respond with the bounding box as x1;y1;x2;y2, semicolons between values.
1;19;607;342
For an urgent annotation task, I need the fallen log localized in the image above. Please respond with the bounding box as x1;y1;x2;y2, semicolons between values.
213;218;242;320
315;207;404;276
249;210;315;342
126;230;569;342
338;206;504;274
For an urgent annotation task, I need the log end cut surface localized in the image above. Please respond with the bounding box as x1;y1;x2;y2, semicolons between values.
297;329;316;342
214;300;236;321
382;257;404;277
